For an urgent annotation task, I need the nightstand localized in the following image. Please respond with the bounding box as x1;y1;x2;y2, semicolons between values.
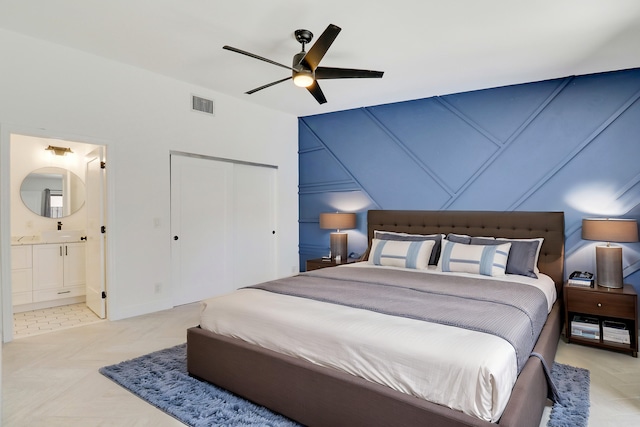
564;283;638;357
305;257;360;272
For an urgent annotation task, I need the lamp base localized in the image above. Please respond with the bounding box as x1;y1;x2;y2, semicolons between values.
595;245;623;288
329;232;348;263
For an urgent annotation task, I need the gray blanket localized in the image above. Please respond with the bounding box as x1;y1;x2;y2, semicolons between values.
247;266;549;373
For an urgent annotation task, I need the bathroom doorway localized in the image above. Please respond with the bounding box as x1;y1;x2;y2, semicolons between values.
3;131;108;341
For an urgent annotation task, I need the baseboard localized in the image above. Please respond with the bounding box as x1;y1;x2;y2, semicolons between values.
13;296;85;313
108;297;173;321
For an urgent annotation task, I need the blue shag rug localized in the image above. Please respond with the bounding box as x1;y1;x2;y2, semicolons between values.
99;344;589;427
547;362;590;427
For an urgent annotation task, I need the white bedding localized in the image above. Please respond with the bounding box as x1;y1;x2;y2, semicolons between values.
199;264;557;422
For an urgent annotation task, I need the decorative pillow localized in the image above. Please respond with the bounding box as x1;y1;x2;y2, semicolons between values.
435;234;475;269
470;237;543;278
440;240;511;276
368;238;435;269
445;233;472;244
374;231;444;265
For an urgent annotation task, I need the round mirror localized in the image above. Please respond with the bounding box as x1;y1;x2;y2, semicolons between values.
20;167;85;218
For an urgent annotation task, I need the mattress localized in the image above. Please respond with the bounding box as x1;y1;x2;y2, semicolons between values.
199;263;557;422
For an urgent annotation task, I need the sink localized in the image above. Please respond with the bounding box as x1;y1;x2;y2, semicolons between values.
40;230;85;243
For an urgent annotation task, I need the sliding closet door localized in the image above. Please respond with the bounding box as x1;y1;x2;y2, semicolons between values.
233;163;277;287
171;155;234;306
170;154;277;306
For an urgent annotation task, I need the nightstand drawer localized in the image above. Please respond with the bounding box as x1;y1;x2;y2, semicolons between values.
305;257;359;271
306;260;333;271
567;291;635;319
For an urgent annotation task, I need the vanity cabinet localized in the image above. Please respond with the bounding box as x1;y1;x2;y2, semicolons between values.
32;242;86;302
11;245;33;305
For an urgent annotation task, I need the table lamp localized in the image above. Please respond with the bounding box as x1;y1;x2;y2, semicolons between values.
319;212;356;261
582;218;638;288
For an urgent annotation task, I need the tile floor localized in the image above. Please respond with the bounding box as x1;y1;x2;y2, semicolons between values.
13;303;104;338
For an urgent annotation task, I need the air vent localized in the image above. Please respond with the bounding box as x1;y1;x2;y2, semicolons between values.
192;95;215;115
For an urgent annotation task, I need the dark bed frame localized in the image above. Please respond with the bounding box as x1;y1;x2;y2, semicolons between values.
187;210;565;427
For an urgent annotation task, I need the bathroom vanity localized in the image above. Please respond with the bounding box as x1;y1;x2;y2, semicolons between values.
11;231;86;312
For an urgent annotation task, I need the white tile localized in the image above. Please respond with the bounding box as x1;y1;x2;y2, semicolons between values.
13;303;103;339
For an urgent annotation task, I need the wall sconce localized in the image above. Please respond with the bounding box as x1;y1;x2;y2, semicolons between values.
46;145;73;156
319;212;356;262
582;218;638;288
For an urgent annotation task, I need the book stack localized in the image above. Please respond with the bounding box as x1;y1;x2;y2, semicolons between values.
571;315;600;340
603;320;630;344
568;271;594;287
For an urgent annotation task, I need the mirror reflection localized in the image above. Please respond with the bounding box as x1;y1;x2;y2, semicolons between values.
20;167;85;218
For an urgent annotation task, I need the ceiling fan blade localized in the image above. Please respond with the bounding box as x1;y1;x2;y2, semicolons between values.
300;24;341;70
315;67;384;80
246;77;292;94
306;81;327;104
223;45;295;72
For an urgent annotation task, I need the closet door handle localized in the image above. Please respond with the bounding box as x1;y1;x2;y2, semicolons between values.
60;246;63;256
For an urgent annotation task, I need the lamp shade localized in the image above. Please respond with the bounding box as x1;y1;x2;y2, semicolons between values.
319;212;356;230
582;218;638;243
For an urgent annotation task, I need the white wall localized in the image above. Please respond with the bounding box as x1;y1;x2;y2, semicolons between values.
0;28;299;321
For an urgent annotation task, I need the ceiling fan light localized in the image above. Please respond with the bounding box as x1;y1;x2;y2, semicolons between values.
293;72;314;88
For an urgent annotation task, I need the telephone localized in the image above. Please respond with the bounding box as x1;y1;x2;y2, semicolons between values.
568;271;594;287
569;271;593;280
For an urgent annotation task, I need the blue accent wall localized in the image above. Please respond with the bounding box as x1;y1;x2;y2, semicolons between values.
299;68;640;301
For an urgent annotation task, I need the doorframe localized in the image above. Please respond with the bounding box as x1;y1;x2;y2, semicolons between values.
0;124;115;342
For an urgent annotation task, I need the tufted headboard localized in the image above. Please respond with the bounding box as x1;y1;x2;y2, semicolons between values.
366;210;565;290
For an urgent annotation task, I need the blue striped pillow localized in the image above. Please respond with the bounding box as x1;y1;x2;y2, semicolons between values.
470;237;543;278
374;231;444;265
440;240;511;276
369;238;435;269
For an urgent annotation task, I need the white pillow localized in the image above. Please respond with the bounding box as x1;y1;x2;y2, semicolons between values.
368;238;435;269
440;240;512;276
374;231;444;265
435;234;450;270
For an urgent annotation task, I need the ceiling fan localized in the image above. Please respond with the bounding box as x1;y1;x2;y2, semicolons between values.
223;24;384;105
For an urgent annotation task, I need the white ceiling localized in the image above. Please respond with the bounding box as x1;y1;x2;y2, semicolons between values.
1;0;639;117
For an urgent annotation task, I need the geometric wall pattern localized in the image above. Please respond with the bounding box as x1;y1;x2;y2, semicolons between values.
299;68;640;303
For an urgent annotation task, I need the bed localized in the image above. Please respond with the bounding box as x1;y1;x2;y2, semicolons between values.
187;210;565;427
